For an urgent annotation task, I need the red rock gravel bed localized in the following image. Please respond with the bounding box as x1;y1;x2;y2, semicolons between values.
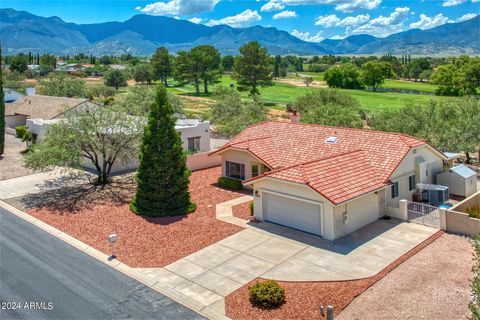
232;201;253;221
27;167;250;267
337;232;473;320
225;230;444;320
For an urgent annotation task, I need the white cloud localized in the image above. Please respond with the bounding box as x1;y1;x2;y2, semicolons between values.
261;1;285;12
137;0;219;16
315;14;340;27
458;12;478;21
291;29;324;42
273;10;297;19
331;34;345;39
442;0;467;6
336;14;370;27
409;13;452;30
188;17;203;24
206;9;262;28
351;7;410;37
276;0;381;12
335;0;381;12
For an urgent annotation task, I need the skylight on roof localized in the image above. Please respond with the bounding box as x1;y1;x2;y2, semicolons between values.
324;136;337;144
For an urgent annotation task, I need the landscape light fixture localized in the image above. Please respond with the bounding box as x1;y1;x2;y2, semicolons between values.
107;234;118;259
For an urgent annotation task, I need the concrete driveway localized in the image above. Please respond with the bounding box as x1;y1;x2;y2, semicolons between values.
0;169;92;200
138;218;439;315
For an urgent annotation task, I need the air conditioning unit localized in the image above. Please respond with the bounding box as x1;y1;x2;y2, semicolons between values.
415;183;449;206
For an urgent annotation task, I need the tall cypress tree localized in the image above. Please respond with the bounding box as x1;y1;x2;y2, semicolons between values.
0;47;5;156
130;84;195;217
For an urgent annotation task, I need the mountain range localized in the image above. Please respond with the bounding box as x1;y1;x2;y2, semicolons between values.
1;8;479;56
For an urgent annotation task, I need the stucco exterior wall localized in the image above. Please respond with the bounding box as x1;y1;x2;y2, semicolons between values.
6;115;27;129
251;178;335;240
444;191;480;237
177;121;210;153
333;192;382;238
219;149;266;179
387;145;444;209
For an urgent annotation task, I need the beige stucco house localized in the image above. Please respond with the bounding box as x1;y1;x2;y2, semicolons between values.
5;95;97;129
210;121;447;240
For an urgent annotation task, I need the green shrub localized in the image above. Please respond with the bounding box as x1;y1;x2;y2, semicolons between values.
249;201;254;216
467;205;480;219
218;176;243;190
22;130;33;143
15;125;27;138
249;280;285;308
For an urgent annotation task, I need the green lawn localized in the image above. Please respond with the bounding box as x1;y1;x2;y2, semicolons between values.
382;79;438;93
171;75;447;114
287;71;437;93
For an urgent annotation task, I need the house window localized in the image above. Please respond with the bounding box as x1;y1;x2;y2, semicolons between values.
251;164;259;177
408;175;416;191
226;161;245;180
187;137;201;152
391;182;399;198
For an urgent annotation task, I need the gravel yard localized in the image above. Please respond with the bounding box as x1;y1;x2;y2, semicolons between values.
232;200;253;220
337;232;473;320
225;231;450;320
23;167;250;267
0;134;36;180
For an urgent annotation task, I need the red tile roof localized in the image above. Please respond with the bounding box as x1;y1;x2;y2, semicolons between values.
212;121;434;204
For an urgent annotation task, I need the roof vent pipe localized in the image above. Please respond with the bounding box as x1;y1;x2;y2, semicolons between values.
290;109;300;123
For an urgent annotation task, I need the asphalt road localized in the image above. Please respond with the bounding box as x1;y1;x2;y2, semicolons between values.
0;207;204;320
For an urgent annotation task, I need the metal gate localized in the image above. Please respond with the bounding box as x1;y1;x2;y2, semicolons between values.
407;201;440;228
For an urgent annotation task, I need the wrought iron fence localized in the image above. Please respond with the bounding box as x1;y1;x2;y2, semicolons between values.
407;201;440;228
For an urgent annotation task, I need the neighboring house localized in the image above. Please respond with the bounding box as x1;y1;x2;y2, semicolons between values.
176;119;210;153
437;164;478;198
4;88;24;103
5;95;97;129
210;121;447;240
81;119;211;174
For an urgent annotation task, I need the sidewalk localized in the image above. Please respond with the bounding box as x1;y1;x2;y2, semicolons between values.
0;169;92;200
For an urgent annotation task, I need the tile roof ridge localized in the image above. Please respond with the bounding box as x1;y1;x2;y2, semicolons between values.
267;120;425;142
262;149;365;178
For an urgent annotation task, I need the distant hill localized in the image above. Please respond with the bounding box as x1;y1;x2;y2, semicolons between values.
319;34;378;54
1;8;479;56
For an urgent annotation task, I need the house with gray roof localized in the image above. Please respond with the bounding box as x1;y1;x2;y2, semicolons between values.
5;95;98;129
437;164;478;198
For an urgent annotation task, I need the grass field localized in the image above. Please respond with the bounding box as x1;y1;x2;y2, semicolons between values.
382;79;438;93
282;72;437;93
172;75;445;114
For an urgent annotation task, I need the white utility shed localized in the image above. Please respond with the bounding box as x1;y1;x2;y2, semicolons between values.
437;164;477;198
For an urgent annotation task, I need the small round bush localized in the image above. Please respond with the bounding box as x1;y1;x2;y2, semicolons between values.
249;280;285;308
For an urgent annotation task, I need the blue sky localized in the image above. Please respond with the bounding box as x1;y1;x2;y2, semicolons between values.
2;0;479;41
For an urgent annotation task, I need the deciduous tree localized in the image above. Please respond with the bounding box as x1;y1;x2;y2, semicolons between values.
293;89;363;128
25;105;143;185
104;69;127;90
132;63;154;84
40;73;86;98
360;61;395;91
210;86;268;137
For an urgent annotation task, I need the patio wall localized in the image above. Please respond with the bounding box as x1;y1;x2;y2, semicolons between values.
82;151;221;175
444;191;480;237
186;151;221;171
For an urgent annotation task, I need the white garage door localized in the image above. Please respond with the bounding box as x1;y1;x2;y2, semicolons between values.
263;192;322;236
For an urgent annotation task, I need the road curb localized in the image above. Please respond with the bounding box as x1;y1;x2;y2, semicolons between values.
0;200;229;320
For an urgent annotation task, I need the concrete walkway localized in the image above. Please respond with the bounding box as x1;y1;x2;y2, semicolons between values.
138;196;439;315
0;169;93;200
215;195;252;228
